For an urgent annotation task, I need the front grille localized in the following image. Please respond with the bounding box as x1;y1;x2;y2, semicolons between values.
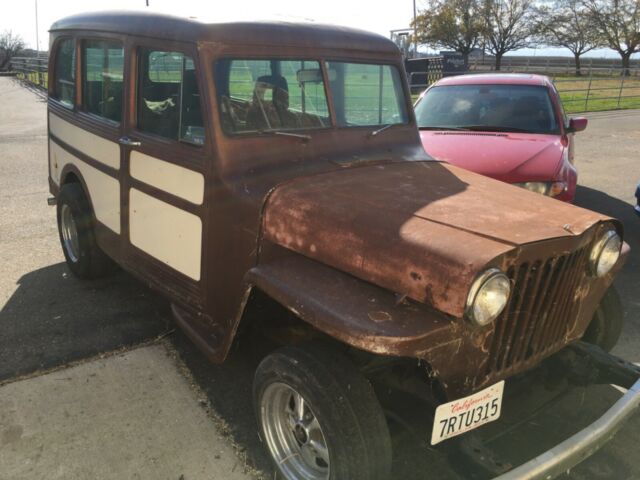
487;243;591;374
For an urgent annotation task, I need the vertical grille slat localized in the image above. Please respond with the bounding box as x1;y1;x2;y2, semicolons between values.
510;261;544;364
488;266;516;373
486;241;591;375
519;259;555;361
496;263;529;371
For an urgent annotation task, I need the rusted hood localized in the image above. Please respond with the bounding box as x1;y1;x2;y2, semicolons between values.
262;161;611;318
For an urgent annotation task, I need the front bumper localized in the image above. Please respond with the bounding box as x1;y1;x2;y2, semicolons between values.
494;342;640;480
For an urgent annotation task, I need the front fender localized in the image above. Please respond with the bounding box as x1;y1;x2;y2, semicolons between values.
244;252;460;360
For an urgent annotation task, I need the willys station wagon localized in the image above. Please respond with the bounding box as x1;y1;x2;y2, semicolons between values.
47;11;640;480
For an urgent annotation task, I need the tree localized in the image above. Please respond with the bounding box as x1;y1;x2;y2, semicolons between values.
0;30;26;71
538;0;603;75
483;0;538;70
412;0;487;59
584;0;640;75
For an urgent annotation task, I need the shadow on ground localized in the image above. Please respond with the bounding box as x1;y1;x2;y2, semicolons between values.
1;185;638;479
0;263;170;382
574;185;640;361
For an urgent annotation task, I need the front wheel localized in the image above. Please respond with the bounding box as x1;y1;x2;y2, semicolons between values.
582;285;624;352
253;344;392;480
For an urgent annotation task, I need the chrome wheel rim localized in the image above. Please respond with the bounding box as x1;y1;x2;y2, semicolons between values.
260;382;330;480
61;204;80;263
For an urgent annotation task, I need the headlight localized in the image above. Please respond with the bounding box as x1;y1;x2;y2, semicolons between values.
514;181;567;197
589;230;622;277
466;269;511;326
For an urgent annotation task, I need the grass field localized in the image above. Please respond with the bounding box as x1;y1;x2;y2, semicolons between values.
552;76;640;113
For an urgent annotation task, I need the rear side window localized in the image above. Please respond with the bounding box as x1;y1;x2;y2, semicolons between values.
137;50;204;146
82;40;124;122
54;39;75;107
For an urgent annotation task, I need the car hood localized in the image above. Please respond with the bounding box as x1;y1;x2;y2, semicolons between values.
419;131;564;182
261;161;611;318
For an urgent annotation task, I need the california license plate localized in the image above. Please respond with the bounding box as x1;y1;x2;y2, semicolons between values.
431;381;505;445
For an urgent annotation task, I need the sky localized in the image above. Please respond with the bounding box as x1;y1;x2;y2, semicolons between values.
0;0;631;59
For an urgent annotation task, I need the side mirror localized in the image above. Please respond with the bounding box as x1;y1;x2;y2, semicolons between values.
567;117;588;133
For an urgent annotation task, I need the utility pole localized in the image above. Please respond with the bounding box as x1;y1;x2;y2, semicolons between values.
413;0;417;58
34;0;40;54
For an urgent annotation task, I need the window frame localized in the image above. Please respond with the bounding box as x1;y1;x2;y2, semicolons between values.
51;36;77;110
80;37;125;125
213;55;413;139
214;55;335;139
324;59;410;129
133;44;206;148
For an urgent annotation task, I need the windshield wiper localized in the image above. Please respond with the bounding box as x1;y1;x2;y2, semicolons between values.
418;126;472;131
461;125;538;134
368;123;396;138
257;130;311;142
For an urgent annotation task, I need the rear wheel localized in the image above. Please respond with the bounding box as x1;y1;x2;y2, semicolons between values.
583;285;623;352
253;344;392;480
56;183;114;279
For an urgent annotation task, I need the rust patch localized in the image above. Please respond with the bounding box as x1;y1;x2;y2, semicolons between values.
368;311;393;323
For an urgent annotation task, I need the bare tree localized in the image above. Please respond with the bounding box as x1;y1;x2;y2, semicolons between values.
412;0;487;59
0;30;26;71
483;0;538;70
538;0;603;75
584;0;640;75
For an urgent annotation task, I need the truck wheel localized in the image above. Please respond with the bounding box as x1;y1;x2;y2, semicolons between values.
57;183;114;279
583;286;623;352
253;344;392;480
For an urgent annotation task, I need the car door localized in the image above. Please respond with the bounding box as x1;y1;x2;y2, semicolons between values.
120;39;210;307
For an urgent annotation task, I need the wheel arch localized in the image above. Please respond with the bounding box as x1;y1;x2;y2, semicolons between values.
221;251;454;363
58;164;98;223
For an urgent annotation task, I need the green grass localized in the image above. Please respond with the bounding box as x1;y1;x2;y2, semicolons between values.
553;76;640;113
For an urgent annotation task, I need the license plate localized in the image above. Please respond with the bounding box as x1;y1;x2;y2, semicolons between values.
431;380;505;445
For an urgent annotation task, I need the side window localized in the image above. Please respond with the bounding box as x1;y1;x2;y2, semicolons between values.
54;39;75;108
82;40;124;122
137;50;204;145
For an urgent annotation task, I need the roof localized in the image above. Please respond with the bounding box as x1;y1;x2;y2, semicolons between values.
50;10;399;54
434;73;552;87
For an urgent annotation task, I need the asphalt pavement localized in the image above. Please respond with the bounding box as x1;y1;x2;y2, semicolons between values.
1;76;639;480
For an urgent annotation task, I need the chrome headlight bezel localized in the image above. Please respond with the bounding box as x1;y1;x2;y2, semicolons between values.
589;229;622;277
465;268;511;327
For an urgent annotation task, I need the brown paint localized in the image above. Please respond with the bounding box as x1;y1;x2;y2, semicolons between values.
48;11;628;399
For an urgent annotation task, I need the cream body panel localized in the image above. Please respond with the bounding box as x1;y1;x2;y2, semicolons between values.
49;113;120;170
50;140;121;234
130;152;204;205
129;189;202;281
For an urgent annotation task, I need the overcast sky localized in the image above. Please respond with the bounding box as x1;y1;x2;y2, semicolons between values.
1;0;630;59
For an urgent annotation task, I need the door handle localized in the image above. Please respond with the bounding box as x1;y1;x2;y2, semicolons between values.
118;136;142;147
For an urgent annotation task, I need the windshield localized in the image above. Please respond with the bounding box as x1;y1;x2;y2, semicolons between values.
215;58;408;135
326;61;408;127
415;84;559;134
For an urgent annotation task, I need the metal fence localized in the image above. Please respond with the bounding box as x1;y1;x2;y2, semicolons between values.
11;56;48;90
469;56;640;77
552;74;640;113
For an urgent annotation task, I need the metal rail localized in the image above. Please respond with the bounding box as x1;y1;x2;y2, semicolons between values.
11;56;48;90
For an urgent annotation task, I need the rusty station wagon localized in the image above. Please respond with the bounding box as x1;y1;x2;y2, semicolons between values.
47;11;639;480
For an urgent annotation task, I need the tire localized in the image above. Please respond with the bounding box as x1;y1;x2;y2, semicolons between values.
582;285;624;352
56;182;114;279
253;344;392;480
